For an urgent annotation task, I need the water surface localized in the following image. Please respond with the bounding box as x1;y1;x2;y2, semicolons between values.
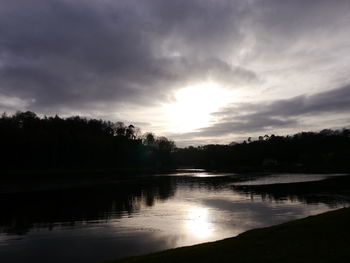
0;171;349;263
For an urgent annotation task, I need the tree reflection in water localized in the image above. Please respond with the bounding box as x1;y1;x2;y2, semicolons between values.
0;176;177;235
0;173;349;236
1;173;350;263
0;171;350;263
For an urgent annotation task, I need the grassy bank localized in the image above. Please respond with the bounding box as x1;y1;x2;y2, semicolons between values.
105;207;350;263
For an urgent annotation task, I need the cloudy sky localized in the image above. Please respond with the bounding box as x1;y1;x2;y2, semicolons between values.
1;0;350;146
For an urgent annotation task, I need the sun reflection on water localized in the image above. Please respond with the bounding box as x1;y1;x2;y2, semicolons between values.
186;207;213;238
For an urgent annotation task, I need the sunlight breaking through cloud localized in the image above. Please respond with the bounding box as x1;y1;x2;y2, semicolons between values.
163;84;232;133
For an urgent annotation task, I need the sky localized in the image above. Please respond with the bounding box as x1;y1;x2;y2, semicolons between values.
1;0;350;146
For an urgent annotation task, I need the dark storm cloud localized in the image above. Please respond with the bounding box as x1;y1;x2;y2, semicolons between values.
1;0;350;143
0;0;166;108
175;84;350;139
0;0;256;114
217;84;350;119
198;118;297;136
248;0;350;55
172;117;297;142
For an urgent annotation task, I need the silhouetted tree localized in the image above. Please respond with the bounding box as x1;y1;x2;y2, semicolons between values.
173;129;350;172
0;111;175;173
143;133;156;147
1;111;349;174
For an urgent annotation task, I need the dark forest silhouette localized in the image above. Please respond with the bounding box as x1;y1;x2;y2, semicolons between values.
0;111;175;172
1;111;350;174
175;130;350;172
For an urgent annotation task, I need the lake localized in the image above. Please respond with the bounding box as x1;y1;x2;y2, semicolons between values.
0;171;349;263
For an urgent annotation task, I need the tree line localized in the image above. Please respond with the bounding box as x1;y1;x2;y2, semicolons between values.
173;129;350;172
0;111;175;172
1;111;349;173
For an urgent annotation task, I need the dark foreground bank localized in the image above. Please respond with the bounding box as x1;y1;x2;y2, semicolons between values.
104;207;350;263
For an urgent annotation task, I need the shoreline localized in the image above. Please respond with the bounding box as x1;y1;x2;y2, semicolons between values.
104;207;350;263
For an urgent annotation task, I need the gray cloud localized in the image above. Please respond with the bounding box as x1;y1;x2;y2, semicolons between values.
173;84;350;142
218;84;350;119
0;0;257;115
1;0;350;144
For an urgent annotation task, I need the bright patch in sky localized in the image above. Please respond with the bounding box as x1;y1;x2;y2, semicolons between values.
163;84;232;133
1;0;350;145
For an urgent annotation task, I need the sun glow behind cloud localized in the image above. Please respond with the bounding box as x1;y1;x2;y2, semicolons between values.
163;83;232;133
1;0;349;145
